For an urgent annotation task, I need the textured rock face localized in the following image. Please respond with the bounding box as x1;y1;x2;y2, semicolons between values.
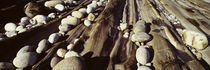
53;56;85;70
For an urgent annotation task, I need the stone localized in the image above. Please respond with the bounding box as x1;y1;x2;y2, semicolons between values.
88;2;97;9
4;23;17;32
97;2;103;6
59;24;70;32
67;44;74;50
137;66;151;70
48;33;60;43
16;45;34;57
32;15;48;24
44;1;63;8
78;8;87;14
61;17;80;25
13;52;37;68
53;56;85;70
86;6;94;14
57;48;67;58
119;23;127;31
16;26;24;31
5;31;17;37
136;46;150;65
36;39;48;54
50;56;62;68
20;17;30;25
72;11;84;18
131;32;151;42
64;51;81;59
133;20;146;33
87;13;95;21
183;29;208;50
48;13;56;19
0;62;15;70
123;32;129;38
18;28;27;33
84;20;91;27
55;4;65;12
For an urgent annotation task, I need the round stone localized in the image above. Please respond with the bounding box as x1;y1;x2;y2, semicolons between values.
86;6;94;14
120;23;127;31
36;39;48;54
67;44;74;50
72;11;84;18
61;17;80;25
32;15;47;24
64;51;80;59
50;56;62;68
13;52;38;68
4;23;17;32
133;20;146;33
52;56;85;70
48;13;56;19
20;17;30;25
87;13;95;21
16;45;34;57
137;66;151;70
131;32;151;42
0;62;15;70
48;33;60;43
57;48;67;58
136;46;150;65
18;28;27;33
84;20;91;27
16;26;24;31
5;31;17;37
44;1;63;8
78;8;87;14
59;24;70;32
55;4;65;12
97;2;103;6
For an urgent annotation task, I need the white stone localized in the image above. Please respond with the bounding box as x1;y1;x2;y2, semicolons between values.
59;24;70;32
123;32;129;38
131;32;151;42
50;56;62;68
58;31;65;35
16;26;24;31
32;15;48;24
18;28;27;33
136;46;150;65
36;39;48;54
64;51;80;59
16;45;34;57
13;52;37;68
72;11;84;18
87;13;95;21
45;1;63;8
133;20;146;33
88;2;97;9
137;66;151;70
4;23;17;32
73;38;79;44
67;15;73;18
78;8;87;14
86;6;94;14
183;29;208;50
5;31;17;37
20;17;30;25
97;2;103;6
57;48;67;58
48;33;60;43
61;17;80;25
48;13;56;19
119;23;127;31
26;24;32;29
67;44;74;50
55;4;65;12
84;20;91;27
0;62;15;70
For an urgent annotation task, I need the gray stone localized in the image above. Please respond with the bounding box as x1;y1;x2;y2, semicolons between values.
16;45;34;57
50;56;62;68
48;33;60;43
136;46;150;65
36;39;48;54
13;52;38;68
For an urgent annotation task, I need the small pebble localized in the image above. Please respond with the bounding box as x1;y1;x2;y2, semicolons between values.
32;15;48;24
4;23;17;32
59;24;70;32
84;20;91;27
67;44;74;50
48;33;60;43
20;17;30;25
73;38;79;44
50;56;62;68
119;23;127;31
64;51;81;59
57;48;67;58
72;11;84;18
36;39;48;54
87;13;95;21
123;32;129;38
13;52;37;68
61;17;80;25
16;45;34;57
18;28;27;33
44;1;63;8
97;2;103;6
48;13;56;19
55;4;65;12
86;6;94;14
78;8;87;14
136;46;150;65
131;32;151;42
5;31;17;37
16;26;24;32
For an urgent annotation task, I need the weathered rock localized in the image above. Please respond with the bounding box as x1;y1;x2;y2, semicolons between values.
55;4;65;12
183;29;208;50
50;56;62;68
13;52;38;68
48;33;60;43
137;66;151;70
61;17;80;25
44;1;63;8
87;13;95;21
16;45;34;57
133;20;146;33
5;31;17;37
64;51;81;59
4;23;17;32
84;20;91;27
72;11;84;18
0;62;15;70
136;46;150;65
53;56;85;70
57;48;67;58
36;39;48;54
131;32;151;42
59;24;70;32
16;26;24;32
